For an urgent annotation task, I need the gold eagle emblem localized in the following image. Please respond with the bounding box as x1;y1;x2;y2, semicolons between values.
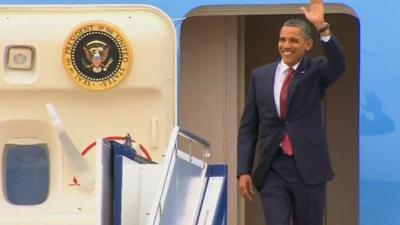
63;21;132;90
83;40;113;73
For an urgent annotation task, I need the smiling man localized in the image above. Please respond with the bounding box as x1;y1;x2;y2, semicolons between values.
237;1;346;225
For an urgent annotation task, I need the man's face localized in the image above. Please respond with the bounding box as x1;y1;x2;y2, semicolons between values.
278;26;313;67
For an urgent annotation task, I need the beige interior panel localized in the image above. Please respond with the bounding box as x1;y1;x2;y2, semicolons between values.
180;15;240;225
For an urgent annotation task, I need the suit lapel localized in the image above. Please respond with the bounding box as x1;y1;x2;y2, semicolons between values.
266;61;280;117
287;57;310;113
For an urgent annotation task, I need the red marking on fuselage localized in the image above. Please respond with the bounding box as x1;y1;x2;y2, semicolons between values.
69;176;81;186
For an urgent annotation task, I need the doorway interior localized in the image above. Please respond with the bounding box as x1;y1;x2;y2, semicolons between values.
180;7;359;225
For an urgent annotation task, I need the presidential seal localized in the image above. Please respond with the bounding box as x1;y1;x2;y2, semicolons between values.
63;22;132;90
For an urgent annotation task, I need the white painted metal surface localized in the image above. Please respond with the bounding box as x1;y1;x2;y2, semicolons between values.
158;151;208;225
120;158;161;225
197;177;225;225
146;127;211;225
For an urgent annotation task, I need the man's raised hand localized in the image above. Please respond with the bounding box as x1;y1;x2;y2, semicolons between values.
300;0;326;30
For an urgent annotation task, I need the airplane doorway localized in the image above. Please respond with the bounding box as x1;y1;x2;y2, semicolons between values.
180;7;359;225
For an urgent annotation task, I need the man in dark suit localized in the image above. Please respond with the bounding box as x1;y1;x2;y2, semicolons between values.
237;1;346;225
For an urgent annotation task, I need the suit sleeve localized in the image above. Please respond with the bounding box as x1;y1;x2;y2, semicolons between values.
237;71;259;177
320;35;347;88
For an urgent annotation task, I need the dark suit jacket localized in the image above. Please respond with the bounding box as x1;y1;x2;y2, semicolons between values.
237;36;346;191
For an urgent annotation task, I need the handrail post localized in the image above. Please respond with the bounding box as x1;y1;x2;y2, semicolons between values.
177;127;211;166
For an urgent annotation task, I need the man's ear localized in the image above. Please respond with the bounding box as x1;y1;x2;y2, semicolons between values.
306;39;314;51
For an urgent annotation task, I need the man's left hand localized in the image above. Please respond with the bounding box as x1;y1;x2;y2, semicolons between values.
300;0;326;30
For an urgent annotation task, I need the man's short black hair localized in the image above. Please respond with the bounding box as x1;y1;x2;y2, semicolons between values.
282;18;313;39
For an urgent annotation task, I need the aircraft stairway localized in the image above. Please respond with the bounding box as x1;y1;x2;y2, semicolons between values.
110;127;227;225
